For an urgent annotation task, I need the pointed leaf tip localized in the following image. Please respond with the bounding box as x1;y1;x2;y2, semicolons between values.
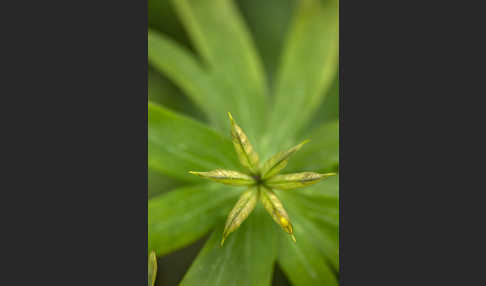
266;172;333;190
228;114;259;173
188;171;205;177
291;234;296;243
261;140;310;179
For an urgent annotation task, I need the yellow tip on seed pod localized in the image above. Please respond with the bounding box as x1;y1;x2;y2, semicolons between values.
280;217;289;227
220;237;226;247
291;234;296;243
227;112;233;121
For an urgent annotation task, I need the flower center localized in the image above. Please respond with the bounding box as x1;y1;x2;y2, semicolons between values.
252;173;263;185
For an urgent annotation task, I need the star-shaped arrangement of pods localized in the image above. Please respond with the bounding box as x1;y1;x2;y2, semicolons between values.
189;113;335;246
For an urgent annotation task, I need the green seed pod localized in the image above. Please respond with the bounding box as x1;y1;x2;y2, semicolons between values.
260;187;296;242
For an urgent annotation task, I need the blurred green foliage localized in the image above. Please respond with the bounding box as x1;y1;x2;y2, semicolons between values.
148;0;339;285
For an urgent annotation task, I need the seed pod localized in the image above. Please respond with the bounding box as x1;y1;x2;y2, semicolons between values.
221;187;259;246
260;187;296;242
148;251;157;286
266;172;336;190
228;112;259;174
260;140;309;179
189;169;253;186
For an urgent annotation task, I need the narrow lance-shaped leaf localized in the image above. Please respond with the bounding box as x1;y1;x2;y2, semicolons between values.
148;102;241;182
149;184;240;256
148;66;206;122
306;76;339;129
189;169;254;186
221;187;259;246
280;190;339;271
148;168;185;199
260;187;296;242
181;207;277;286
260;140;309;179
266;172;336;190
278;224;338;286
277;182;339;286
228;112;259;173
148;251;157;286
148;30;225;129
170;0;268;138
262;0;339;155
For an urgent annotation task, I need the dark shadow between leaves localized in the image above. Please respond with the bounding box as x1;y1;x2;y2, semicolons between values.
156;234;210;286
272;263;292;286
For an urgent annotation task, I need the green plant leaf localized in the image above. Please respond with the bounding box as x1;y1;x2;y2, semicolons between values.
260;187;295;242
266;172;336;190
180;206;277;286
305;75;339;130
277;204;338;286
295;210;338;273
148;66;205;121
236;0;295;83
294;174;339;199
148;183;241;256
228;112;260;174
148;167;186;198
148;30;226;129
279;175;339;271
286;192;339;226
279;190;339;271
221;186;259;245
148;67;180;107
171;0;268;140
148;251;157;286
260;140;309;179
189;169;254;186
263;0;339;154
148;0;190;46
290;120;339;173
148;102;241;181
